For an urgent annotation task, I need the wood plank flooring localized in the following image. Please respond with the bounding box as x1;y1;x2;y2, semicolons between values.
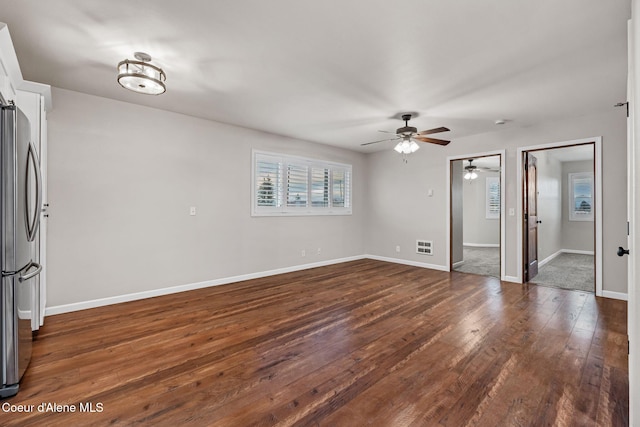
1;260;628;426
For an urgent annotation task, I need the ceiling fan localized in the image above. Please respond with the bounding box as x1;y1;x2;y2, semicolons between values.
360;114;450;154
464;158;500;180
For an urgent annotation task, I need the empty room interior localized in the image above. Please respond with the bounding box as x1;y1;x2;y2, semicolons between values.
0;1;639;426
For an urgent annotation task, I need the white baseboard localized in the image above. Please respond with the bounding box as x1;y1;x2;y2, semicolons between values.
539;249;594;268
452;260;465;269
45;252;618;316
602;291;628;301
463;243;500;248
45;255;367;316
365;254;448;272
562;249;595;256
539;250;562;268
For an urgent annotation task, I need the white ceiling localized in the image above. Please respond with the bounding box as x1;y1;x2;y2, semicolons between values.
0;1;630;153
541;144;594;162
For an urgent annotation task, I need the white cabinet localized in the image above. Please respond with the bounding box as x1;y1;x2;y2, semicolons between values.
0;22;22;104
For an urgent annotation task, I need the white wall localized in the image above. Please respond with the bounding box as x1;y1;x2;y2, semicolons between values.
462;171;500;246
45;88;628;308
535;150;563;261
46;88;367;307
561;160;595;252
365;109;627;293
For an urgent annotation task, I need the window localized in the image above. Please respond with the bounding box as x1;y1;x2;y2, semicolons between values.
252;151;352;216
485;176;500;219
569;172;593;221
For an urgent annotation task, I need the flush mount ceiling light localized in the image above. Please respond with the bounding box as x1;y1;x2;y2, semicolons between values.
117;52;166;95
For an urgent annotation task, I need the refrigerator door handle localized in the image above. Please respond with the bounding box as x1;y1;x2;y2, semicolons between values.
25;141;43;242
18;261;42;282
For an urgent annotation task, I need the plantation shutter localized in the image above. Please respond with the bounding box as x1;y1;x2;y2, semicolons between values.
311;167;330;207
332;168;350;208
255;156;282;207
286;164;309;207
486;177;500;219
252;150;352;216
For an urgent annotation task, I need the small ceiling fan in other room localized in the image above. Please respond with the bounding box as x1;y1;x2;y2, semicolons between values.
464;158;500;180
360;114;450;158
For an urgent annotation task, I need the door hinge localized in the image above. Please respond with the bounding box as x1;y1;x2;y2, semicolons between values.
615;101;629;117
628;221;630;236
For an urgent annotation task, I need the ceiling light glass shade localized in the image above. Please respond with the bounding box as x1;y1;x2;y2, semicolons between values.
394;139;420;154
464;171;479;180
117;59;166;95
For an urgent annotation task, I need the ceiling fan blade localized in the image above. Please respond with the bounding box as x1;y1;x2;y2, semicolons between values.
413;136;450;146
360;137;400;146
418;126;450;136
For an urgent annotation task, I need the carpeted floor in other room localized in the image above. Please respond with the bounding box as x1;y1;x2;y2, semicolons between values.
453;246;500;278
530;252;594;293
453;247;594;293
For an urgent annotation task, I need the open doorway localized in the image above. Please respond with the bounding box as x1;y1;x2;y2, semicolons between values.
450;154;502;278
523;143;596;292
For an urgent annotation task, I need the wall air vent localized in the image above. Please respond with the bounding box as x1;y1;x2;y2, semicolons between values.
416;240;433;255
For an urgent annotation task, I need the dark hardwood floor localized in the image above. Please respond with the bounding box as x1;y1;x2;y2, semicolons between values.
2;260;628;426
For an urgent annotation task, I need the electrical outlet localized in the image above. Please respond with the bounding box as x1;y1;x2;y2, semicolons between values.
317;248;321;255
395;245;400;253
189;206;196;216
301;249;306;257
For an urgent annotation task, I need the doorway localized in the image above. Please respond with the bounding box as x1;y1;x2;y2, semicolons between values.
522;142;597;293
449;152;504;279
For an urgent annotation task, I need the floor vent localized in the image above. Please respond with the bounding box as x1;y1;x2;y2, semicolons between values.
416;240;433;255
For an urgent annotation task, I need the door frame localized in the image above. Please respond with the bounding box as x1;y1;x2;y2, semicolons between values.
523;152;540;282
516;137;603;295
627;10;638;423
446;149;506;280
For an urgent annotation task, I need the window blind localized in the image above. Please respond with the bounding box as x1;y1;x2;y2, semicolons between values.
252;151;352;216
256;158;282;207
486;177;500;219
287;164;309;207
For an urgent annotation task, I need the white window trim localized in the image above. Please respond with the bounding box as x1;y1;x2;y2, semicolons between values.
568;171;594;222
251;150;352;216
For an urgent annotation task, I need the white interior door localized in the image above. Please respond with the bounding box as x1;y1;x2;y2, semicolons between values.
627;10;639;425
38;96;47;327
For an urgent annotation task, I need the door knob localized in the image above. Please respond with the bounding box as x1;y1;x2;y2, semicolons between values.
617;246;630;257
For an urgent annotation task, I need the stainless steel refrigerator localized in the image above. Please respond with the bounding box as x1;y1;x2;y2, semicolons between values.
1;102;43;398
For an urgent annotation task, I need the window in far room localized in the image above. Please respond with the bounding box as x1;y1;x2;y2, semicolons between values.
485;176;500;219
252;151;352;216
569;172;594;221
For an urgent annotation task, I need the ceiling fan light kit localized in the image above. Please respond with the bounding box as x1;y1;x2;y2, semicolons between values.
394;138;420;154
464;170;478;180
361;113;450;159
463;158;500;180
117;52;166;95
